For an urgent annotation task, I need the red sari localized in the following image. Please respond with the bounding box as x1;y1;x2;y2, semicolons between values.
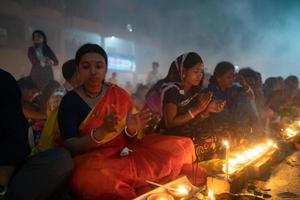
70;85;206;200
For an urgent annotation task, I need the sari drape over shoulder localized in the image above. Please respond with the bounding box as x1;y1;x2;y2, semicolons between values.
31;108;62;155
64;85;206;200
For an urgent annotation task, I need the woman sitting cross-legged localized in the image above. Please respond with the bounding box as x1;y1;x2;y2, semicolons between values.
58;44;207;200
154;53;226;161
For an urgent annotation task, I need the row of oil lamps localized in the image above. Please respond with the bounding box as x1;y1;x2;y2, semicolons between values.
144;120;300;200
283;120;300;140
145;141;277;200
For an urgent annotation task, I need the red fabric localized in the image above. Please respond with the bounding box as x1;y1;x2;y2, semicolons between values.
70;85;207;200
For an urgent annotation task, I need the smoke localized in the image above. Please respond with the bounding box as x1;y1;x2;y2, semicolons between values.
158;0;300;79
1;0;299;81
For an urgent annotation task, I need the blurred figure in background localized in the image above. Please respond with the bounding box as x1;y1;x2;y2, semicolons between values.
132;84;149;111
0;68;73;200
238;68;263;116
17;77;46;121
28;30;59;90
206;62;256;145
124;80;134;94
267;75;299;112
201;71;212;89
62;59;82;92
146;61;162;87
238;67;273;135
283;75;299;107
263;77;284;103
39;80;62;116
108;71;118;85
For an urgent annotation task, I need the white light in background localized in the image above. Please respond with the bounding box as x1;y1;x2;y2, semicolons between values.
108;56;135;72
234;65;239;73
126;24;133;32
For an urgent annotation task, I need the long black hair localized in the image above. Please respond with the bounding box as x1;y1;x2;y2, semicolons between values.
75;43;108;66
209;61;235;85
32;30;47;44
149;52;204;94
32;30;51;55
164;52;203;82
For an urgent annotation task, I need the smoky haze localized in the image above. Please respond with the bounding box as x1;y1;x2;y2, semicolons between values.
158;0;300;79
0;0;299;82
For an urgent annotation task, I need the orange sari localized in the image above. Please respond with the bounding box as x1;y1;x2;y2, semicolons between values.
70;85;206;200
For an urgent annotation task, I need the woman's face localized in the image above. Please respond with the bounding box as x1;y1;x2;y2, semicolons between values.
33;33;44;45
217;69;235;89
183;63;204;86
78;52;107;88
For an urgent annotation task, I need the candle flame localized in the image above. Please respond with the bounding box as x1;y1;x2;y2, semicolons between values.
157;197;168;200
223;140;230;149
283;120;300;139
285;128;297;138
208;190;215;200
267;140;274;147
177;185;189;195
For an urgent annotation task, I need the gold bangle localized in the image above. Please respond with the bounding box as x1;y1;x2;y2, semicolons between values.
90;129;103;144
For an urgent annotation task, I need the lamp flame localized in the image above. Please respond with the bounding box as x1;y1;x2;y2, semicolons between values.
177;185;189;195
223;140;276;174
223;140;230;149
208;190;215;200
285;128;297;138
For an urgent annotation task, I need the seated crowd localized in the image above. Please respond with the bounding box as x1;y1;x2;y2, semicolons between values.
1;42;300;200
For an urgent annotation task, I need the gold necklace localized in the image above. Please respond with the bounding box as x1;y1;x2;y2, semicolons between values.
82;85;102;98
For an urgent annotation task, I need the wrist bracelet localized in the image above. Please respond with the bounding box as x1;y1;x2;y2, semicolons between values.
188;109;195;119
124;126;138;137
90;129;103;144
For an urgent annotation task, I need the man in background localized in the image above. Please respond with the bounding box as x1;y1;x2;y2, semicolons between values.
146;61;162;87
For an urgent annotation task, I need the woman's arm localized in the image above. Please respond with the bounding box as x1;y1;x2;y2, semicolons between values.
236;75;255;100
163;103;201;128
27;47;40;66
58;97;119;155
243;85;255;100
163;89;212;129
63;126;118;155
45;46;59;66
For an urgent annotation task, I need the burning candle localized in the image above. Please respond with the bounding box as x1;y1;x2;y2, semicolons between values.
147;192;174;200
222;140;277;175
223;140;230;180
285;128;297;139
168;184;191;198
207;190;215;200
